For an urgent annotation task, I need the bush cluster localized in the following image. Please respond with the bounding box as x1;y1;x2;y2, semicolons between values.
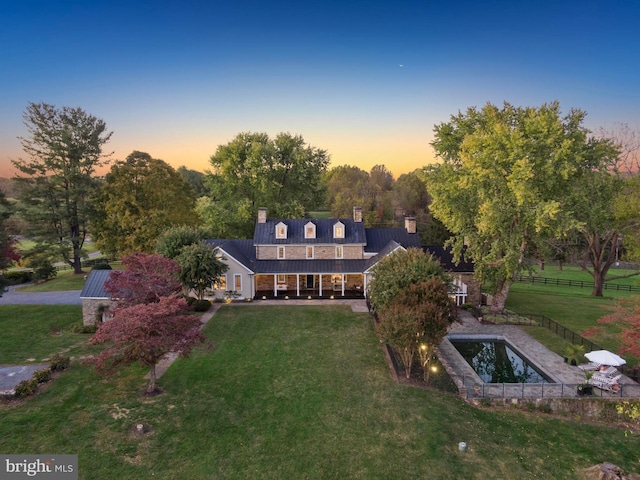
49;354;70;371
71;323;98;334
91;263;112;270
2;271;34;285
14;378;38;398
33;368;51;383
192;299;212;312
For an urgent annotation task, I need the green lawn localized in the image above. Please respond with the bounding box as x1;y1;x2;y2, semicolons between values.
524;264;640;285
16;270;89;292
2;305;639;479
0;305;98;363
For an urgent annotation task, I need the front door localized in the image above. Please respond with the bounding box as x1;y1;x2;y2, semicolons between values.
306;275;314;290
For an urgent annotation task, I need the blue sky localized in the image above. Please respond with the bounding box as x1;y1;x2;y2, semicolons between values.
1;0;639;178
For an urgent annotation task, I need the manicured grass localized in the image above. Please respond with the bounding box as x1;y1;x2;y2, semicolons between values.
2;305;639;479
524;264;640;287
17;270;89;292
506;282;633;356
0;305;98;363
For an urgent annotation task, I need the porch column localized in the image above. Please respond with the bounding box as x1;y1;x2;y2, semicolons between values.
296;274;300;296
363;274;367;298
273;274;277;297
341;274;345;296
319;274;323;296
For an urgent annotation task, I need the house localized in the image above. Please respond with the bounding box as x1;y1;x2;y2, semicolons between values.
79;206;479;325
206;207;480;305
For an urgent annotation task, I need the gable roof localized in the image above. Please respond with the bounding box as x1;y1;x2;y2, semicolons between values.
254;218;366;245
423;245;474;272
80;269;113;299
364;227;422;253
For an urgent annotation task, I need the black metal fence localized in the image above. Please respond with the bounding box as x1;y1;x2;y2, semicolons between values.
461;376;640;399
515;275;640;292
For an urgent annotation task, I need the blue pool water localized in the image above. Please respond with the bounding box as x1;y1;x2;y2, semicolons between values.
450;339;552;384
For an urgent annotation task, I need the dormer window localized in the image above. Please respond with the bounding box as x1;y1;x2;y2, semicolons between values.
333;221;345;239
275;222;287;239
304;221;316;239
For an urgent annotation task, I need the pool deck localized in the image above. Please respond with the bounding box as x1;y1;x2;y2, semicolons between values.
437;311;637;396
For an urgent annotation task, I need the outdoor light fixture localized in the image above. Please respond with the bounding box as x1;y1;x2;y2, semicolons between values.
307;295;312;300
262;296;266;300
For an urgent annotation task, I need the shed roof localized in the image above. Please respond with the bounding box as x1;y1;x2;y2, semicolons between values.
80;269;113;299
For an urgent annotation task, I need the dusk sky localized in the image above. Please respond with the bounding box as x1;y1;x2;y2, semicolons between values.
1;0;639;179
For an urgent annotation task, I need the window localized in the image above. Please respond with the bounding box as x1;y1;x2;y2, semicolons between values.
234;274;242;292
215;275;227;290
306;246;314;259
275;222;287;239
333;222;345;239
277;274;286;283
277;246;285;259
335;246;343;259
304;221;316;239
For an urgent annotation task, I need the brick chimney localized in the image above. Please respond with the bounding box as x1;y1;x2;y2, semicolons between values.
405;216;416;234
257;208;267;224
353;206;363;223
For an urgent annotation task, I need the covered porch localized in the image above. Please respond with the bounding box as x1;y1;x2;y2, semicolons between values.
255;272;366;299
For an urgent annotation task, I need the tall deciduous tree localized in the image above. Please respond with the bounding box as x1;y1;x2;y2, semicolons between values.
0;191;20;295
422;101;618;312
614;174;640;262
12;102;112;274
156;225;211;260
105;253;182;307
200;132;329;238
368;247;448;313
92;151;197;255
88;296;205;393
377;278;458;379
176;242;228;300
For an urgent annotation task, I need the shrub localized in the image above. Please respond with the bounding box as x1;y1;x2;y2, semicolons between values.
31;258;57;282
184;296;197;306
192;299;212;312
49;354;70;371
1;270;34;285
538;404;553;414
14;378;38;398
91;263;112;270
72;323;98;334
33;368;51;383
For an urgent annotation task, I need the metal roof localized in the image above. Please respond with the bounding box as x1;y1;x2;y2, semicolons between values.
363;228;421;252
253;218;366;245
254;259;366;274
80;269;113;299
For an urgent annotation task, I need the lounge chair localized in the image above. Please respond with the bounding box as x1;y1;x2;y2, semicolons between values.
578;362;601;371
588;374;622;392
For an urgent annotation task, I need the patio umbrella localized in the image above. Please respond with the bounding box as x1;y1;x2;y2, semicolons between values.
585;350;627;366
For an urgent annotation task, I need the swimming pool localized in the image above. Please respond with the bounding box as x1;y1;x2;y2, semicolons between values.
448;337;553;384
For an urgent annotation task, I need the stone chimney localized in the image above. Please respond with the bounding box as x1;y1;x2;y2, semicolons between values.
353;206;363;223
405;216;416;234
257;208;267;224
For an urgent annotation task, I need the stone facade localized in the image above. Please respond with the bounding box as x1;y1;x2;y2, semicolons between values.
256;244;364;260
82;298;117;326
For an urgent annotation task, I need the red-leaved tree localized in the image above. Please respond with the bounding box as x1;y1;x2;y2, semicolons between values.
88;296;205;393
105;252;182;306
585;296;640;359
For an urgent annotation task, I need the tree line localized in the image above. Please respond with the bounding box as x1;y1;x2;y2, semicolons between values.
1;100;640;314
